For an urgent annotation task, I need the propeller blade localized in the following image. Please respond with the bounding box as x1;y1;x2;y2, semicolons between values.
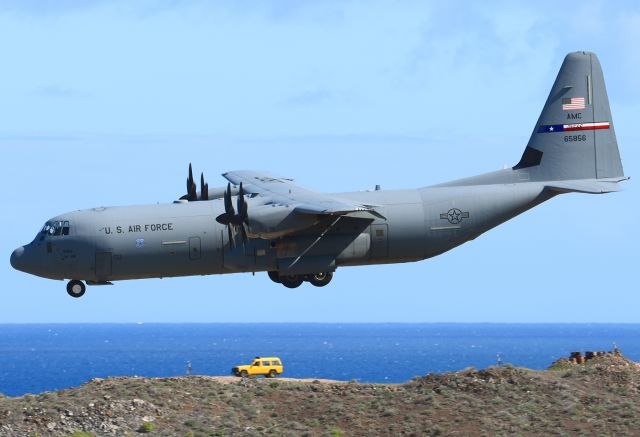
240;198;248;223
236;182;244;219
187;163;197;201
224;183;235;216
186;164;192;194
227;223;235;248
200;172;209;201
240;223;248;246
236;182;249;225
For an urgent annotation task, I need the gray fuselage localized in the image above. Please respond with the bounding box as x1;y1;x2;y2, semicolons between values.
11;181;552;283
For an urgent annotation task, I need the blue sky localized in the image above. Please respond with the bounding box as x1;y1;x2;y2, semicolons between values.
1;0;637;323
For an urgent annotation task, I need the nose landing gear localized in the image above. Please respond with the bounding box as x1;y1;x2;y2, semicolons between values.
66;280;86;298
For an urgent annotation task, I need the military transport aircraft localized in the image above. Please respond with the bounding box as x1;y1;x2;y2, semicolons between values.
10;51;628;297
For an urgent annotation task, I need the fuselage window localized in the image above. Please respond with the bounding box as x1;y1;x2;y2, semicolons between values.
51;221;62;236
39;221;70;239
39;224;50;241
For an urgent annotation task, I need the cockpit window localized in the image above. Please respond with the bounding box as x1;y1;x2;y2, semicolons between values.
40;221;70;239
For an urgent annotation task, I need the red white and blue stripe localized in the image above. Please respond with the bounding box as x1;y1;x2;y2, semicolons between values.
537;122;610;133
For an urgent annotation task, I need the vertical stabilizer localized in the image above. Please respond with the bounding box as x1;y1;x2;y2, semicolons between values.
514;51;625;181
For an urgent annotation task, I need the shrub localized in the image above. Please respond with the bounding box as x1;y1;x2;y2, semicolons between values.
547;360;575;372
137;422;155;433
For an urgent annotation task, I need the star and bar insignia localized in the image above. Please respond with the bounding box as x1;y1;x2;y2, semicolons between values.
440;208;470;225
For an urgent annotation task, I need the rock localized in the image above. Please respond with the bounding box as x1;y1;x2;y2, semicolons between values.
132;398;145;407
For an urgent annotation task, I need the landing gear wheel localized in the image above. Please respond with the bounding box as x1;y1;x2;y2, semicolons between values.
281;275;303;289
308;272;333;287
66;280;86;298
268;369;277;378
267;271;280;284
240;370;248;378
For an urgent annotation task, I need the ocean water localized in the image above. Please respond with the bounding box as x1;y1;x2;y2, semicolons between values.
1;323;639;397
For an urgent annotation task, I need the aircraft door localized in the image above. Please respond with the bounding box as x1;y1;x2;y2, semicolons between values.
370;224;388;259
189;237;201;260
95;251;112;278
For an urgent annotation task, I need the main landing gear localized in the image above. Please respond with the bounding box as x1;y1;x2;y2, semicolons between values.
66;280;86;298
267;271;334;289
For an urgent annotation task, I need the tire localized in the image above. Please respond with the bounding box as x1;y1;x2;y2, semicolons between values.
268;369;277;378
240;370;248;378
267;271;280;283
281;275;303;289
66;280;86;298
308;272;333;287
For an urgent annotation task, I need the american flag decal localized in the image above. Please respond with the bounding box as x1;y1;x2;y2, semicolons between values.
562;97;585;110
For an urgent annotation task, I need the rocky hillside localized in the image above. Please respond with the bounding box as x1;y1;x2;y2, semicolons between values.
1;354;640;436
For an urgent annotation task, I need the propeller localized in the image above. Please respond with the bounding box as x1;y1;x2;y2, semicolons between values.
179;164;249;248
181;163;209;201
216;182;249;248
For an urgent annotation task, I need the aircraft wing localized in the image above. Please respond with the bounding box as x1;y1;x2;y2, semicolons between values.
223;170;379;216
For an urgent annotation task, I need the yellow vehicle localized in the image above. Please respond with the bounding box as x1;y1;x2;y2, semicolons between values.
232;357;283;378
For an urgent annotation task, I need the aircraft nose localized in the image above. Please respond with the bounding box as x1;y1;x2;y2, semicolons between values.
10;246;26;271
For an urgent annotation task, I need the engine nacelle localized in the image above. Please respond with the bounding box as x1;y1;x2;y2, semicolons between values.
247;205;319;239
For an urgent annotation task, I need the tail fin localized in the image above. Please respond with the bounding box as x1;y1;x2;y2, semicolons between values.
514;51;625;181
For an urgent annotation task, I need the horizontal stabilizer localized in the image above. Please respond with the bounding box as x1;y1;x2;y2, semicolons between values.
545;177;629;194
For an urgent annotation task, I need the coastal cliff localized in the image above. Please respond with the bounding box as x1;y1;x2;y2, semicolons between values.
1;354;639;436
